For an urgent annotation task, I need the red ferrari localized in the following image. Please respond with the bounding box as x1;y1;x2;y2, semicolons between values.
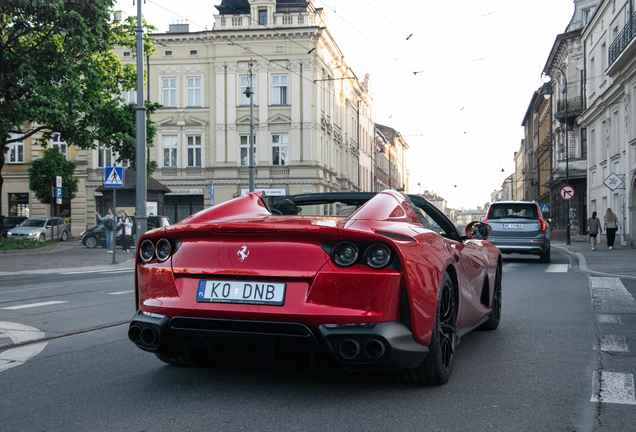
129;190;502;385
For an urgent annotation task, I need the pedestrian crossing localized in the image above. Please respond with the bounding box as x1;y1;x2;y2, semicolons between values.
590;277;636;406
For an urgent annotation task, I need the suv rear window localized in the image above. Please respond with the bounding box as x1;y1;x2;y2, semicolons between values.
488;204;538;220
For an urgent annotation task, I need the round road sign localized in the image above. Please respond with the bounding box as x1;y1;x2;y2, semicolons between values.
560;185;575;200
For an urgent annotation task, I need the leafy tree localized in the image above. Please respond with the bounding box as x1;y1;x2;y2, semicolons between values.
484;202;490;210
0;0;159;221
28;147;78;204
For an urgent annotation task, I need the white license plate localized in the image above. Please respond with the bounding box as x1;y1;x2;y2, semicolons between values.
197;280;286;306
503;223;523;229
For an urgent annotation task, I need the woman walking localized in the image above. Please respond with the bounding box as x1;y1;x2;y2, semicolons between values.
603;208;621;250
96;208;115;253
118;210;133;253
587;211;602;251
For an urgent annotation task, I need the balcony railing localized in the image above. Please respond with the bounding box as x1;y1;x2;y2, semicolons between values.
609;13;636;66
555;96;585;124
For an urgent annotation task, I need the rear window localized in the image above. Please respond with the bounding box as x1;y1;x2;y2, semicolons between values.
488;204;538;220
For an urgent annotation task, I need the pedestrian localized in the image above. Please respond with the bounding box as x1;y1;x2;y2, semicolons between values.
96;208;115;253
118;210;133;253
603;208;621;250
587;211;602;251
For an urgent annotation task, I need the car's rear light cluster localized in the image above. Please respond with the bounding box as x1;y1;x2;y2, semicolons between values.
332;241;393;269
538;215;547;232
139;238;180;263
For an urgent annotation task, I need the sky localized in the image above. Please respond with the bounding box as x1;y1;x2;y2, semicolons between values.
115;0;576;210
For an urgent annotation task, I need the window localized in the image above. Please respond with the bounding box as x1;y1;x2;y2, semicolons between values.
187;135;202;167
163;135;178;167
164;50;173;56
272;75;288;105
98;144;112;168
8;193;29;217
187;77;202;107
240;134;257;166
189;50;198;55
259;10;267;25
8;133;24;163
272;133;288;166
123;51;131;57
51;133;67;159
162;78;177;107
122;89;137;104
583;8;595;25
240;75;257;105
581;128;587;159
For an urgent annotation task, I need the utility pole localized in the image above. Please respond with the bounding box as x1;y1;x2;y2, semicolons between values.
135;0;148;235
248;59;255;192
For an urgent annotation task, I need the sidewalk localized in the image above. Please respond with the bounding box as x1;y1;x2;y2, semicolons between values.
553;240;636;279
0;242;135;277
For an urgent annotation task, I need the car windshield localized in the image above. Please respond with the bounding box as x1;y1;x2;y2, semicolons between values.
489;204;538;220
21;219;46;227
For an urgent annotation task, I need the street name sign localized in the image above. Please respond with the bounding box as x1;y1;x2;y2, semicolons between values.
104;167;124;188
604;173;624;191
560;185;575;200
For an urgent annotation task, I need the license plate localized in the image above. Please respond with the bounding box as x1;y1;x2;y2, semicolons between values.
503;223;523;229
197;280;286;306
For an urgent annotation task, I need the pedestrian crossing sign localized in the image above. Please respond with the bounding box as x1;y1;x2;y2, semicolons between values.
104;167;124;188
541;204;550;213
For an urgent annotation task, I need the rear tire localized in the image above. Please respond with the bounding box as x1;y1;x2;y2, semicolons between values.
394;273;456;385
539;247;551;263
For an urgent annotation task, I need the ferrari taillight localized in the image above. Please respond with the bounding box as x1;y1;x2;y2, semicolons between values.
139;238;180;263
365;244;392;269
332;241;359;267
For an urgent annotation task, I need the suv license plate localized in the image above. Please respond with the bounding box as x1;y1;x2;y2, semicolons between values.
503;223;523;229
197;280;286;306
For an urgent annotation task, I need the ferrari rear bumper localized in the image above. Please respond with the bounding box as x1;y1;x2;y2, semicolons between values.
128;311;428;372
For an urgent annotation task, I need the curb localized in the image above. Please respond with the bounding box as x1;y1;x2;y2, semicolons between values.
552;245;636;280
0;259;135;277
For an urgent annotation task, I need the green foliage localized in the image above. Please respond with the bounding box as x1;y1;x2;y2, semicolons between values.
0;238;57;251
28;147;79;204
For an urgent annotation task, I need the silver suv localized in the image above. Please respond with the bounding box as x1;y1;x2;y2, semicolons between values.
6;217;71;242
483;201;551;263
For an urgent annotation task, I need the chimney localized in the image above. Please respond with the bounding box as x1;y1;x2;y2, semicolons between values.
168;22;190;33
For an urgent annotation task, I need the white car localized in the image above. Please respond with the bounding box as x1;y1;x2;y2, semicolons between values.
6;217;71;242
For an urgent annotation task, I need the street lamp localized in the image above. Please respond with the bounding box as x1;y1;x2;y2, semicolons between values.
543;67;570;245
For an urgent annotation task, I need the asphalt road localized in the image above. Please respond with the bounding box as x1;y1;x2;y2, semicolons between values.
1;250;635;431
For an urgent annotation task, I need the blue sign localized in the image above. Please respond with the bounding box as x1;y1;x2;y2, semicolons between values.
56;187;62;199
541;204;550;213
104;167;124;188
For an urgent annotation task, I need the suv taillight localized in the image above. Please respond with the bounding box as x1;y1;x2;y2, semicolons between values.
538;215;547;231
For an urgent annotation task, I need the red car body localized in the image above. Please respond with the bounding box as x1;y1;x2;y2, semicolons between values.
129;190;502;385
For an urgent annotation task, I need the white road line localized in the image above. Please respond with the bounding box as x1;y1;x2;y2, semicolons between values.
596;315;623;324
108;291;133;295
594;335;629;352
1;301;68;310
60;268;134;275
546;264;569;273
590;277;636;313
591;371;636;405
0;322;45;344
0;343;48;372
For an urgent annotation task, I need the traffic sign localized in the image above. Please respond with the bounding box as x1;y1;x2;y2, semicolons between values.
56;176;62;204
560;185;575;200
604;173;624;191
104;167;124;188
540;204;550;213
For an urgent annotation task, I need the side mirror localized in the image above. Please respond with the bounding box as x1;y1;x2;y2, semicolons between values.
466;221;492;240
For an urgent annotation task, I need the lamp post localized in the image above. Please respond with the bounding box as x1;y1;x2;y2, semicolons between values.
543;67;570;245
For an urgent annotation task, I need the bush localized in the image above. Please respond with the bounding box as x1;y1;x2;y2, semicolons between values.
0;238;57;251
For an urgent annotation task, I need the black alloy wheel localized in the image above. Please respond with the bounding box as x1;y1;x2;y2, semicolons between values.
480;262;502;330
85;236;98;249
395;272;456;385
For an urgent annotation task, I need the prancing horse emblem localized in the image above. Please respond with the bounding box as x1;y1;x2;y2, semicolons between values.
237;246;250;262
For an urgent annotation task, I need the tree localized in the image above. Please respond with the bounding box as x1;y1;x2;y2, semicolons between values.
28;147;78;204
0;0;159;222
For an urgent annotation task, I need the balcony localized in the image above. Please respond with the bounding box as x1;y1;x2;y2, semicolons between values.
608;13;636;75
554;96;584;125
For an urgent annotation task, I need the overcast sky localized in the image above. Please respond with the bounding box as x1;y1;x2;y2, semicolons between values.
116;0;576;209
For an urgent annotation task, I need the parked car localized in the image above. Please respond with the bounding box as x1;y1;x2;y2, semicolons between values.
6;217;71;242
79;215;171;249
129;191;502;385
1;216;28;238
482;201;551;263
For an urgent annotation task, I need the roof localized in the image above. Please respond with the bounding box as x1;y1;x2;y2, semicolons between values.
96;170;172;193
215;0;314;15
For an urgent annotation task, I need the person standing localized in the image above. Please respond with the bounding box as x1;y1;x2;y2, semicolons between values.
587;211;602;251
96;208;115;253
603;208;621;250
118;210;133;253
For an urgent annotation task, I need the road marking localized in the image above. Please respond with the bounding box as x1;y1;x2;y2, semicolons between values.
591;371;636;405
60;268;134;275
502;263;519;272
590;277;636;313
1;301;68;310
108;291;133;295
0;343;48;372
546;264;569;273
594;335;629;352
0;321;45;344
596;315;622;324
